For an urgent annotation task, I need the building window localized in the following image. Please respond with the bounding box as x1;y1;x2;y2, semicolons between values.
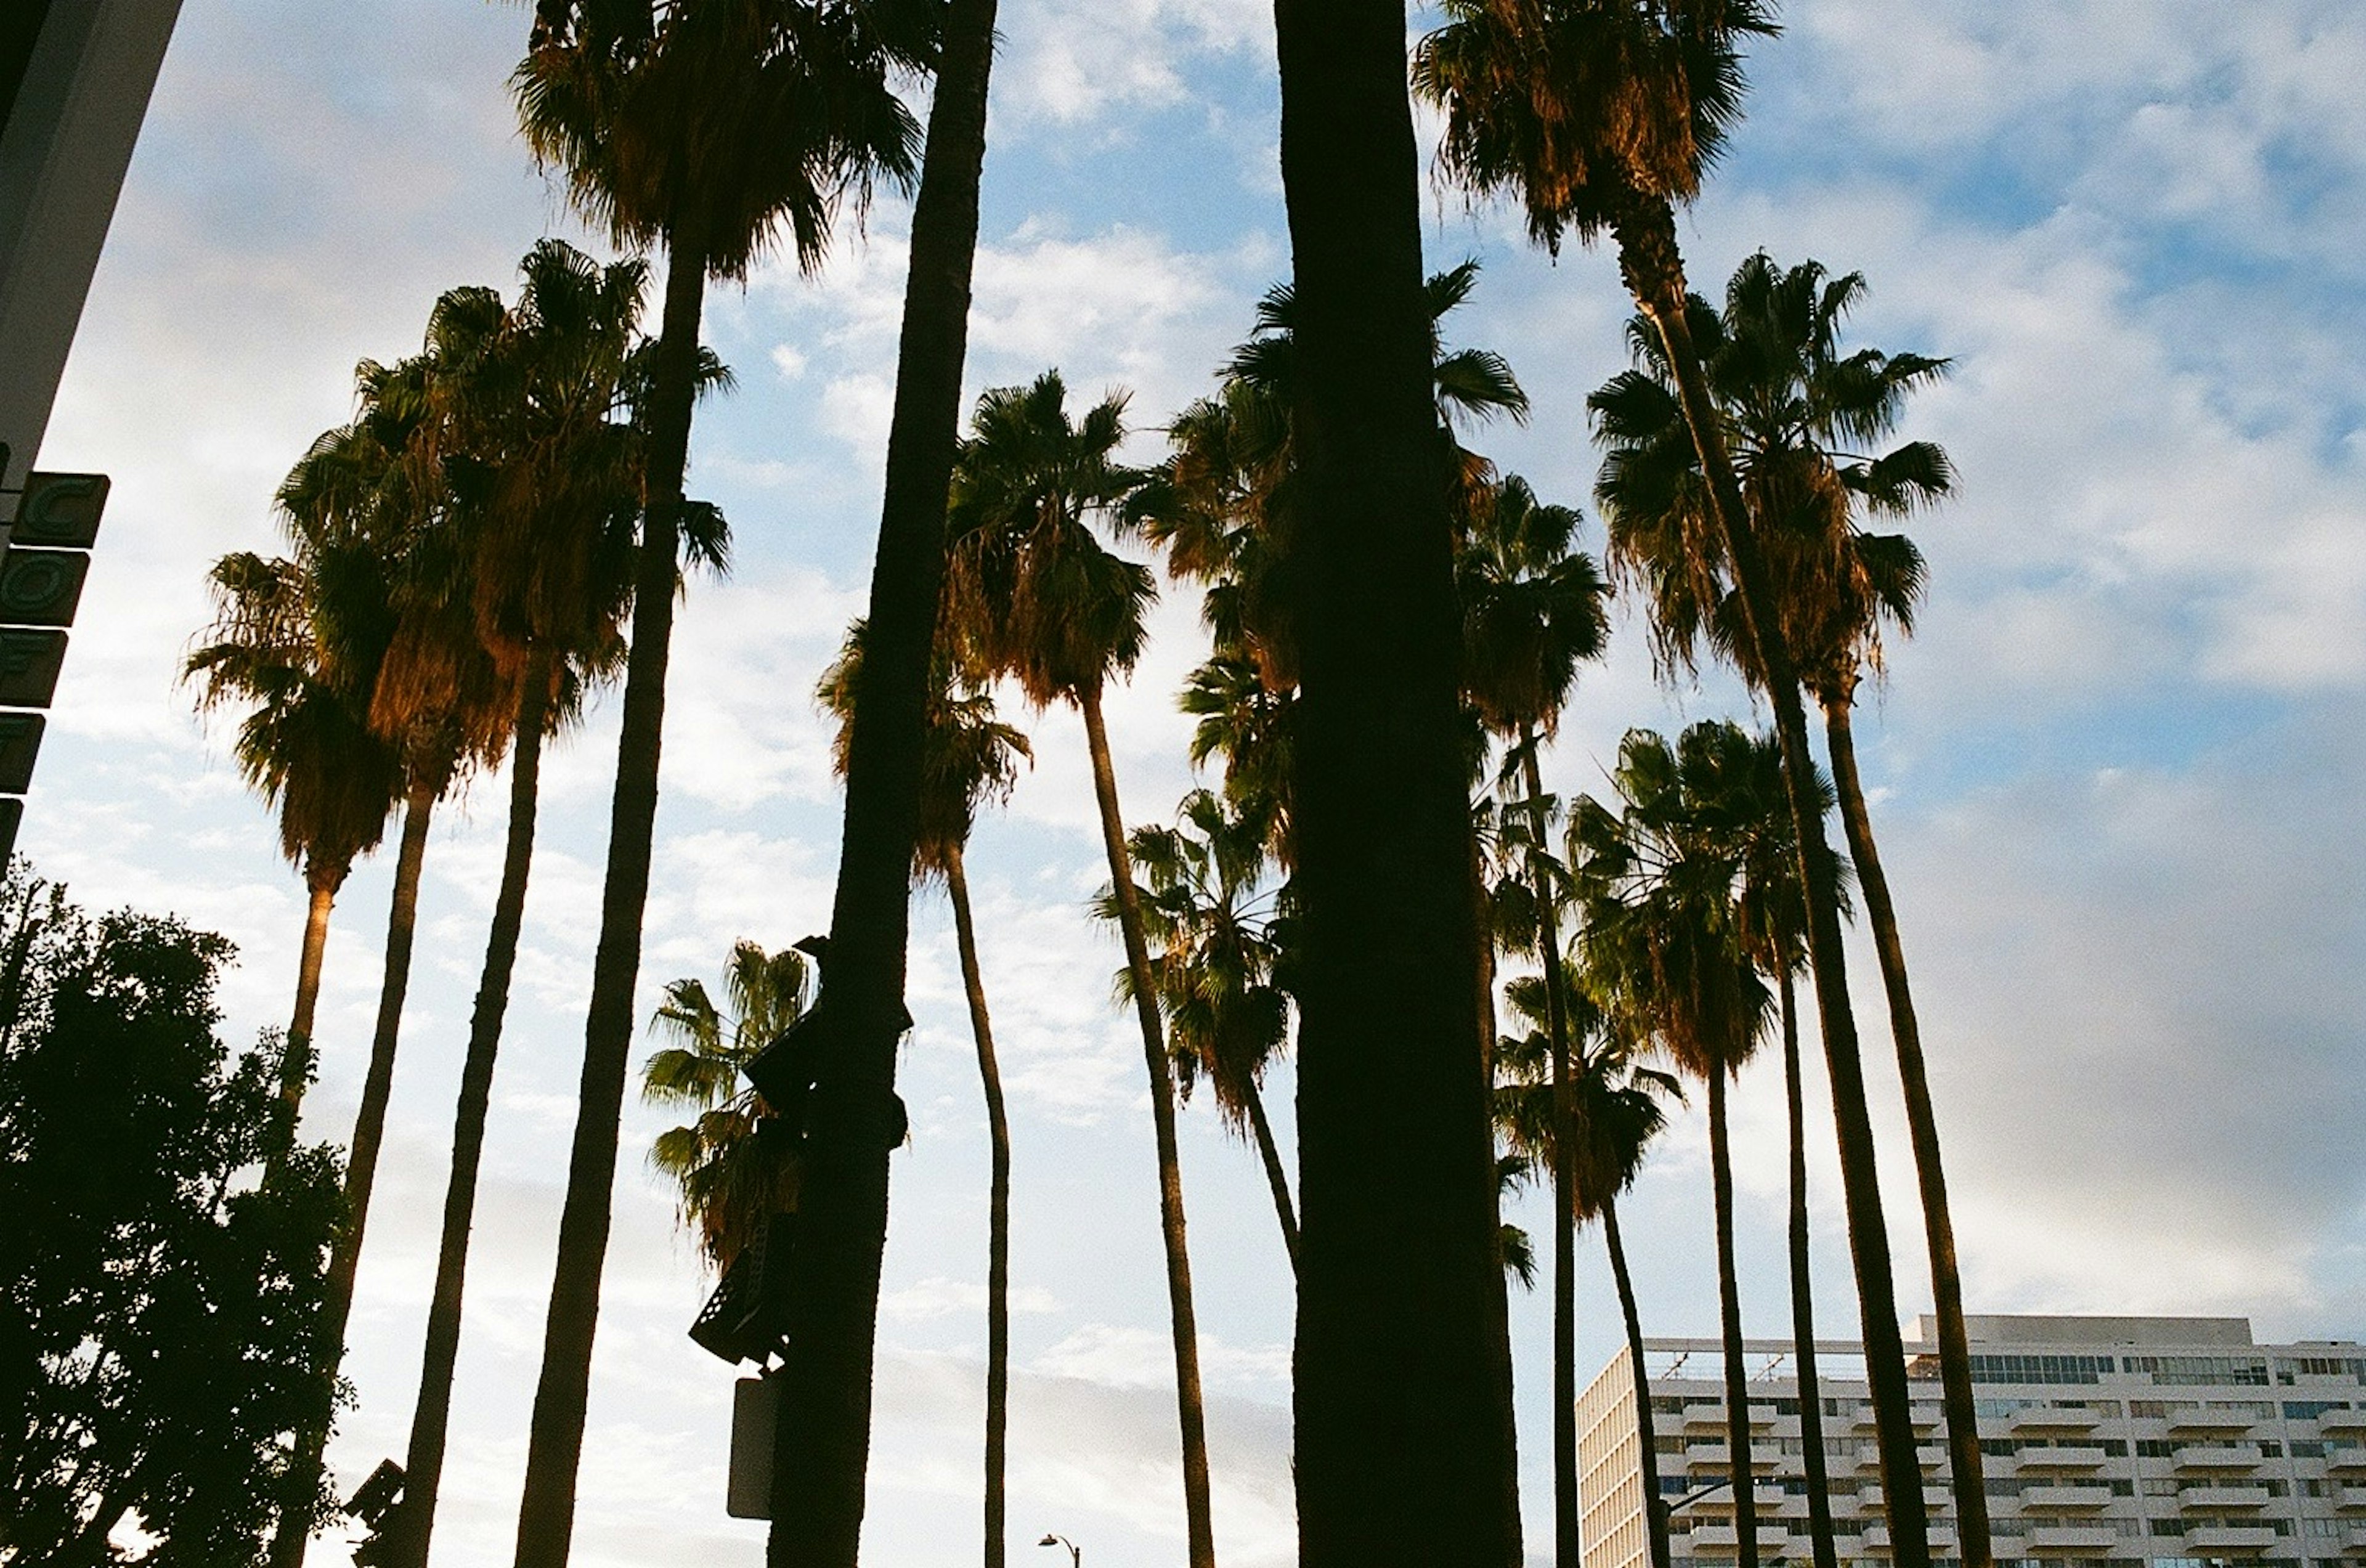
2125;1356;2272;1387
1970;1354;2116;1386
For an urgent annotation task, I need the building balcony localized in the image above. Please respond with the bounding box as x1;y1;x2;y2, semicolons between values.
2020;1484;2115;1511
1679;1523;1790;1554
2179;1485;2271;1510
1684;1440;1783;1471
1681;1403;1774;1434
2011;1407;2102;1434
1687;1485;1790;1516
2023;1525;2122;1554
2168;1408;2258;1437
2325;1447;2366;1476
2182;1525;2279;1553
1852;1407;1942;1434
2316;1408;2366;1435
2333;1485;2366;1512
2171;1445;2262;1471
1861;1523;1959;1553
2012;1445;2110;1473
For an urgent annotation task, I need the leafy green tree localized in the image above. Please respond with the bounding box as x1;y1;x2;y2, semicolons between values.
1593;250;1977;1560
818;617;1030;1568
941;370;1225;1568
1457;471;1608;1568
1416;13;1933;1559
0;871;344;1566
1113;787;1300;1269
1264;0;1521;1553
386;240;662;1568
510;2;924;1557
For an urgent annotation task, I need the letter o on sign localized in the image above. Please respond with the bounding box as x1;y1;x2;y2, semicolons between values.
0;549;90;627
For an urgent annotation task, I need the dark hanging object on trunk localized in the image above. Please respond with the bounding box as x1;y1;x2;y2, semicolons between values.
689;1211;800;1367
344;1459;407;1566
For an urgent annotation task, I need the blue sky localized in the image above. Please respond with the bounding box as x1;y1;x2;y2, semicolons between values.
23;1;2366;1564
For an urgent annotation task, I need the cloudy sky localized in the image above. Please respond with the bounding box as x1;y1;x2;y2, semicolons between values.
23;1;2366;1564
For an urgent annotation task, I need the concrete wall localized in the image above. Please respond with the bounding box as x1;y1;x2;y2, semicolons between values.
0;0;183;490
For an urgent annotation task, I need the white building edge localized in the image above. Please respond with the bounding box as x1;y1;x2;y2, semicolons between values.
1578;1314;2366;1568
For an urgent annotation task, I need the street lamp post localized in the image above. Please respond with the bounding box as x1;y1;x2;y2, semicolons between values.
1037;1534;1080;1568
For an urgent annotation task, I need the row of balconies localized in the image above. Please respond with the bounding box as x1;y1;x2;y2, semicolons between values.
1670;1519;2366;1558
1671;1397;2366;1440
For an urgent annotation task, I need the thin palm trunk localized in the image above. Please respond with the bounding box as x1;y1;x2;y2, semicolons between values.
1706;1068;1758;1568
268;776;437;1568
1608;191;1929;1568
769;0;999;1553
1520;741;1579;1568
1603;1196;1670;1568
1824;696;1987;1566
1238;1072;1299;1272
944;847;1010;1568
1779;968;1840;1568
1083;688;1218;1568
395;654;551;1568
1274;0;1519;1557
512;216;705;1568
285;859;342;1106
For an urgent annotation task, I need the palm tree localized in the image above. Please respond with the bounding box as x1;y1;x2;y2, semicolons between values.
1495;961;1681;1568
185;551;400;1109
1713;720;1844;1568
941;370;1221;1568
1574;725;1779;1568
818;619;1030;1568
382;240;652;1568
1114;787;1299;1270
1266;0;1521;1554
1416;14;1933;1562
1457;471;1608;1568
508;4;923;1560
259;298;518;1568
1594;251;1974;1560
643;941;816;1265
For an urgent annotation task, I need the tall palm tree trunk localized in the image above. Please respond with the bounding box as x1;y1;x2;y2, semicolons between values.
769;0;999;1556
1706;1068;1758;1568
513;218;707;1568
1602;1196;1671;1568
1779;968;1840;1568
1824;696;1987;1566
1082;688;1218;1568
1607;190;1929;1568
1238;1072;1299;1271
267;777;438;1568
1273;0;1519;1560
285;856;344;1107
944;847;1010;1568
395;656;551;1568
1519;741;1580;1568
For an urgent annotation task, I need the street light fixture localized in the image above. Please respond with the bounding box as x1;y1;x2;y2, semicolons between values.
1038;1533;1080;1568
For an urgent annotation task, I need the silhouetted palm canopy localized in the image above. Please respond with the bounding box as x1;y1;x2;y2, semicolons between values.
643;941;816;1272
516;0;932;277
1136;262;1530;691
1495;960;1680;1221
1415;0;1776;254
1592;252;1953;701
185;551;401;881
817;618;1031;880
1115;788;1295;1131
1458;473;1611;741
943;370;1154;705
1571;725;1774;1083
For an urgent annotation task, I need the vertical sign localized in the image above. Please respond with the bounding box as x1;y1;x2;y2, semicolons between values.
0;467;105;863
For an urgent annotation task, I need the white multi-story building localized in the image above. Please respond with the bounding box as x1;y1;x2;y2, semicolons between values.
1577;1315;2366;1568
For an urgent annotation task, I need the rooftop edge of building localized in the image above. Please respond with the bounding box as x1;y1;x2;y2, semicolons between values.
1927;1314;2259;1349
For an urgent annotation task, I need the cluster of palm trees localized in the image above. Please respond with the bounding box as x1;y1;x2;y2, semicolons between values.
176;2;2001;1567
